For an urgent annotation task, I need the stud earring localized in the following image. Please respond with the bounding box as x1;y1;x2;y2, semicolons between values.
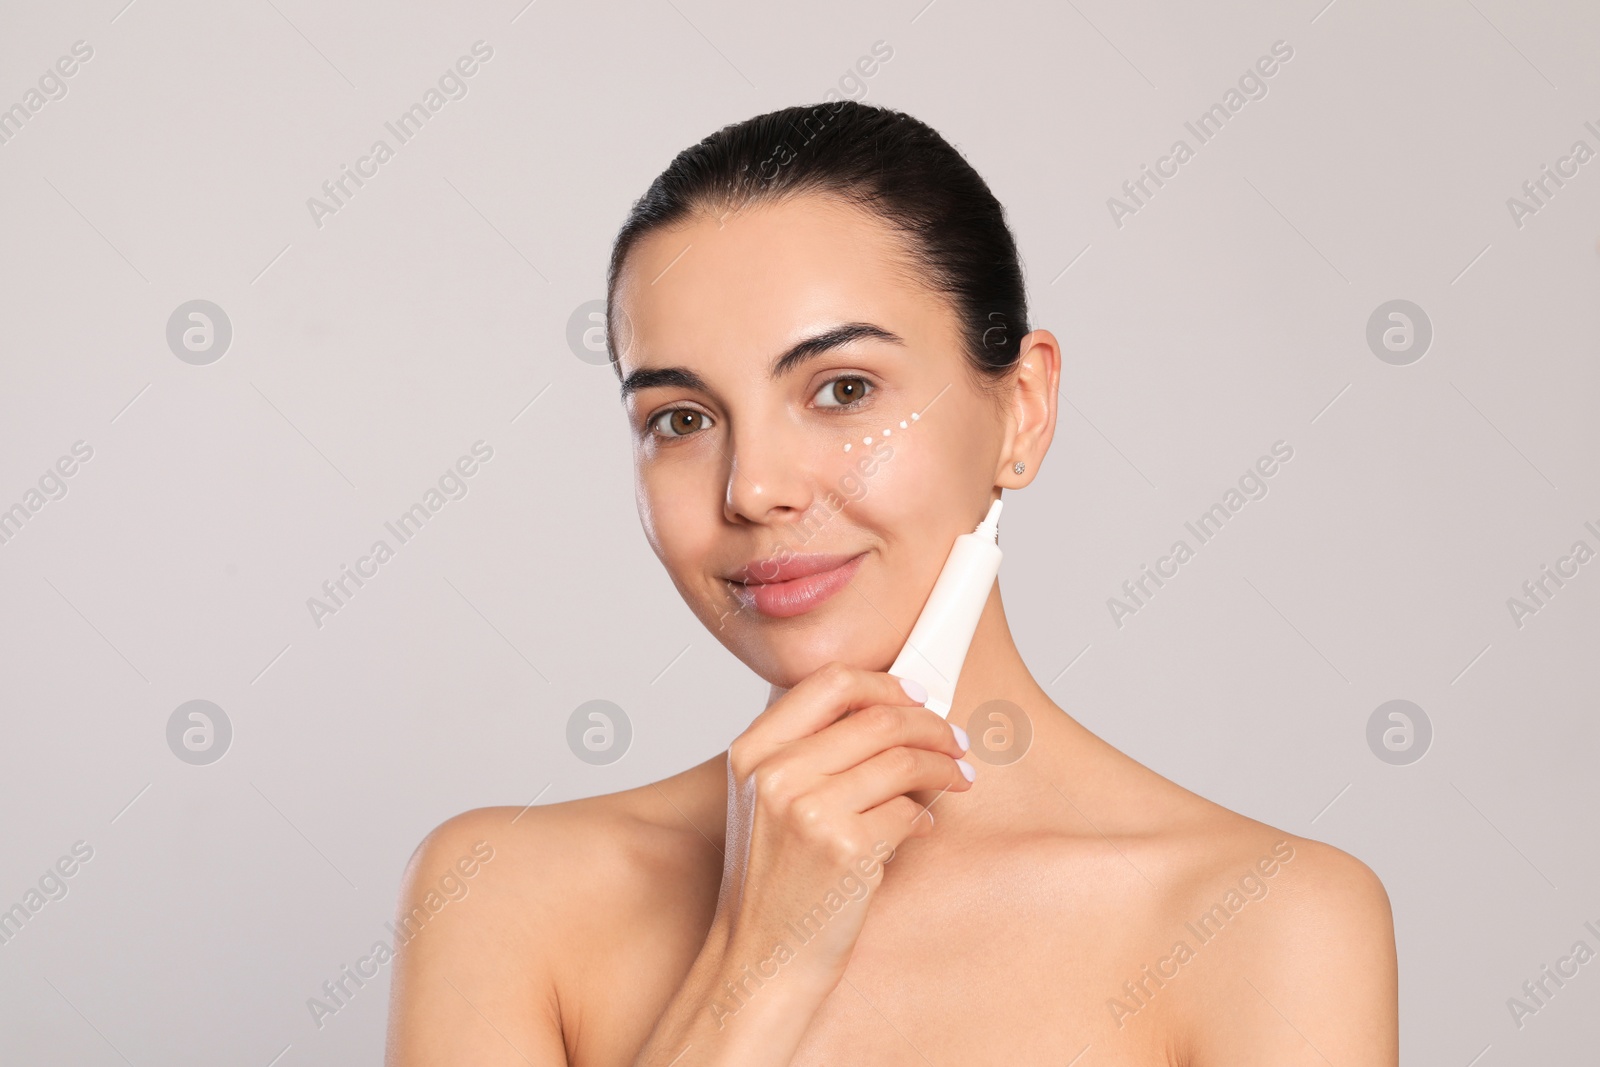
1013;461;1026;475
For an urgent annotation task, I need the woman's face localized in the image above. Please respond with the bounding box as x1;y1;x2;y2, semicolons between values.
612;193;1018;688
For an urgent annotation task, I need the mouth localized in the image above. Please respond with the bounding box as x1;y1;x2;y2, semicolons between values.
725;551;868;619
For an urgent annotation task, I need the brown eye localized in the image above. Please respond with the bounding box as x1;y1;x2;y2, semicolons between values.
648;409;713;438
815;376;873;409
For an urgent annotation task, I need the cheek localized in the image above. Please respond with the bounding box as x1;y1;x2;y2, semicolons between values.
822;438;902;514
837;426;972;525
635;465;717;571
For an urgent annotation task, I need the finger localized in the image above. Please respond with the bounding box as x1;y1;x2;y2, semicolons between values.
749;663;930;748
818;745;973;815
784;702;966;777
859;794;936;852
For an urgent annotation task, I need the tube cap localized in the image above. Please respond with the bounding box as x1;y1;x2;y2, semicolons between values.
974;499;1003;540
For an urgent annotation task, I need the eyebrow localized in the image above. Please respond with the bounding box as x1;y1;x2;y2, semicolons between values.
618;322;905;402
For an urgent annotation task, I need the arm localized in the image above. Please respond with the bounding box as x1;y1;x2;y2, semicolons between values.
387;665;969;1066
625;914;858;1066
384;808;569;1066
629;663;971;1065
1189;839;1399;1065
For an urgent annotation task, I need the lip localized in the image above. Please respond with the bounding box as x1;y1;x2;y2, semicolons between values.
726;552;867;619
731;552;864;585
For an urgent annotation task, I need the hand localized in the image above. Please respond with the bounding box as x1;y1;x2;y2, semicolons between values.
628;662;972;1064
714;661;974;996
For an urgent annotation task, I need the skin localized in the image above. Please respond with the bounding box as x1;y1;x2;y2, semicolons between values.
385;193;1399;1065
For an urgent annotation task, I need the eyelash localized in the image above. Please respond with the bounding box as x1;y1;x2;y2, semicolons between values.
645;375;876;440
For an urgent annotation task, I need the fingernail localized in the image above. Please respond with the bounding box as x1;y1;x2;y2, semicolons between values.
956;758;975;782
896;675;929;704
950;723;969;752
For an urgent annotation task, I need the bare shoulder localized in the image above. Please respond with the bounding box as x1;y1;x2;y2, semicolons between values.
1158;805;1398;1066
382;800;603;1066
384;771;725;1066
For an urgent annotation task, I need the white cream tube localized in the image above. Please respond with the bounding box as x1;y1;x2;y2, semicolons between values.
887;498;1003;718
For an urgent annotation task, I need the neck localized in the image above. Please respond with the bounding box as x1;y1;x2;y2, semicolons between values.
747;579;1088;841
895;580;1078;836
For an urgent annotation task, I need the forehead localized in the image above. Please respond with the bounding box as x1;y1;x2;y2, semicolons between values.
612;194;946;375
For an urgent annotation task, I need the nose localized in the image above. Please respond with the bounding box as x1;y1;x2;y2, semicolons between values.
722;415;818;526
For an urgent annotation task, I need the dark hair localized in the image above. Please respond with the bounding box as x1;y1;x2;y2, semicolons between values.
605;100;1030;401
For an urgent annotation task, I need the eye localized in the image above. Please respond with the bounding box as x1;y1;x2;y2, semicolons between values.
813;375;874;409
646;408;714;439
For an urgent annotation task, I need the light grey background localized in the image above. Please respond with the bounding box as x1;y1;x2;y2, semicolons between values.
1;0;1596;1062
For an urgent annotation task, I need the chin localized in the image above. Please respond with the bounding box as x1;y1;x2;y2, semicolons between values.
755;625;898;689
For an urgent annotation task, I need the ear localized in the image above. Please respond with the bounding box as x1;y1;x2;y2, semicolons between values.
996;329;1061;487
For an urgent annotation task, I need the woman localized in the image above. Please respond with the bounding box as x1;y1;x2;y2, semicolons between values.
385;101;1398;1065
